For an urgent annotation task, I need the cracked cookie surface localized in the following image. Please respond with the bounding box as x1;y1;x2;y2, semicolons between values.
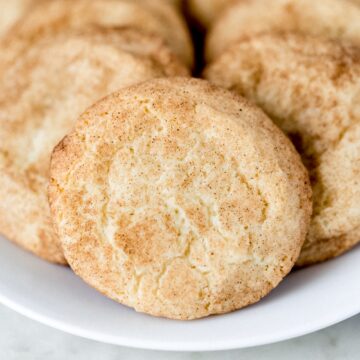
49;78;311;319
0;30;188;264
205;33;360;266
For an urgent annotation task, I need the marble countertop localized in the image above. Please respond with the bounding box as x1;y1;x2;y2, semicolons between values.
1;304;359;359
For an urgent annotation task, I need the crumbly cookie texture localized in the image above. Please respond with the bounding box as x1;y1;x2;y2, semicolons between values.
204;33;360;266
3;0;193;68
206;0;360;61
0;31;188;264
49;78;311;319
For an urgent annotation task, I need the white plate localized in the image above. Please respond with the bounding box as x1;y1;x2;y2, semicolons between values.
0;235;359;352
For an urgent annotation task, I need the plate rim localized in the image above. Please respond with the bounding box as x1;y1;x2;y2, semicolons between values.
0;289;359;352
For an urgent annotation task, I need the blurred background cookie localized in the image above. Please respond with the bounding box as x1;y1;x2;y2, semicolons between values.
3;0;194;68
49;77;311;319
206;0;360;61
0;30;188;264
204;33;360;266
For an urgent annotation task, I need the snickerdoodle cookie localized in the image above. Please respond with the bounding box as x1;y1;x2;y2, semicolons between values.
49;78;311;319
0;30;188;264
206;0;360;61
4;0;193;67
204;33;360;266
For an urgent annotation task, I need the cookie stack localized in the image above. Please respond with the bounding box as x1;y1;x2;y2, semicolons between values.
0;0;358;321
199;0;360;266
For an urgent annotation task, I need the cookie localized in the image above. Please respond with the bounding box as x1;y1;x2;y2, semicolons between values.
0;0;33;36
49;77;311;319
204;33;360;266
4;0;193;68
0;30;188;264
166;0;183;9
187;0;235;28
206;0;360;61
